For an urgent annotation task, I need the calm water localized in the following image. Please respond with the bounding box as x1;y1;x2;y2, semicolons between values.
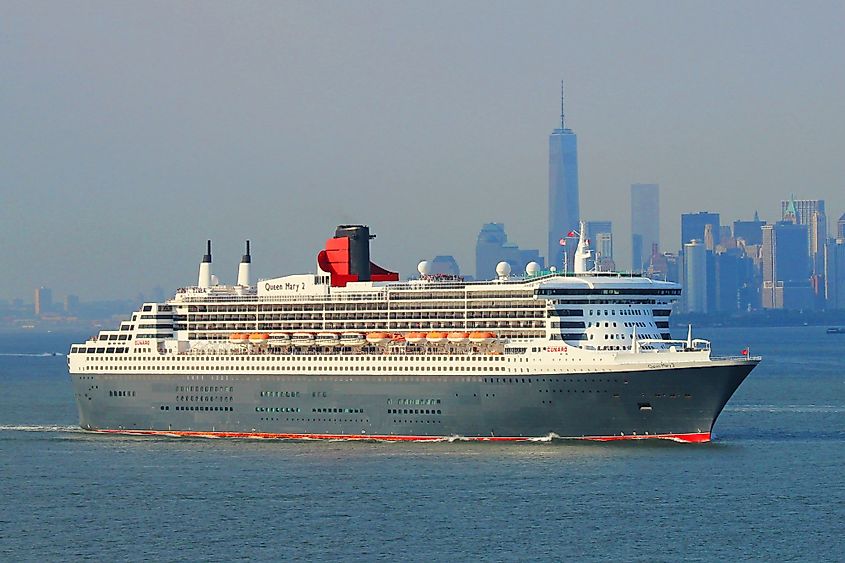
1;328;843;561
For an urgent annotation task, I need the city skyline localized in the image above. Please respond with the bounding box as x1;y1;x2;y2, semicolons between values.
3;3;845;300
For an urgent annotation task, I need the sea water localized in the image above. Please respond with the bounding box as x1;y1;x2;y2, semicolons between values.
1;327;843;561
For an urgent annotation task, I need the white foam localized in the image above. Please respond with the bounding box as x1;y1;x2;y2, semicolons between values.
527;432;562;442
726;404;845;414
0;424;83;433
0;352;64;357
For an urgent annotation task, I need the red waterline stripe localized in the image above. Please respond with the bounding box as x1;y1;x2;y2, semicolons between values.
91;429;710;443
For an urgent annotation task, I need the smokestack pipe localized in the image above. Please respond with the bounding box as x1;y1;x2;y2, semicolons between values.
198;239;212;288
237;240;252;286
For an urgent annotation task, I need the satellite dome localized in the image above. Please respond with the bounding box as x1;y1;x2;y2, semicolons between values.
496;261;512;278
549;266;557;272
417;260;432;276
525;262;541;276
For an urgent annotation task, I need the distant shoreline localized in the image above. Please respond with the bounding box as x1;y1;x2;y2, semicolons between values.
672;310;845;328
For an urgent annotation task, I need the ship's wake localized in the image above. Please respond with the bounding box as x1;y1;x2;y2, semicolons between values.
0;424;84;433
726;404;845;414
0;352;64;357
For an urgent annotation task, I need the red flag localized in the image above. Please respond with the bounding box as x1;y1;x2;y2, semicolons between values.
741;348;749;356
567;231;576;237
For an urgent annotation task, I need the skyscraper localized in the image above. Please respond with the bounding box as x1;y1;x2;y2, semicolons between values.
837;213;845;239
630;184;659;271
761;222;812;309
733;211;765;246
584;220;613;266
681;212;721;249
594;233;614;271
548;83;579;271
683;240;708;313
429;255;461;276
824;238;845;309
34;287;52;316
780;197;825;225
781;197;826;277
476;223;542;280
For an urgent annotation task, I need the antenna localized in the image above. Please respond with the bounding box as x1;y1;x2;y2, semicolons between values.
560;80;566;129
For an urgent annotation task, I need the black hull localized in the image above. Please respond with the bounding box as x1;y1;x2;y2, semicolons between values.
71;360;757;442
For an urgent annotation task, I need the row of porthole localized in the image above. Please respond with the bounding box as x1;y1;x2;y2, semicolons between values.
393;419;442;424
484;378;622;384
173;406;233;412
175;395;232;402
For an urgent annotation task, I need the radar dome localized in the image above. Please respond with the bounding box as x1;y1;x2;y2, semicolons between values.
418;260;432;276
496;261;512;278
525;262;540;276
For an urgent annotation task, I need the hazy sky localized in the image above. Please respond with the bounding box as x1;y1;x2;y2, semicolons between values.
3;1;844;301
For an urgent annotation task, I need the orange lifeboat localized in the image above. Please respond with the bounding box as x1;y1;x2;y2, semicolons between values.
447;331;469;343
366;332;392;345
426;331;447;343
229;333;248;344
249;332;270;344
405;332;427;344
469;331;496;344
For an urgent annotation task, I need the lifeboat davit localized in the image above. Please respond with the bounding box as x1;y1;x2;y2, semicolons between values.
291;332;314;347
469;331;496;344
366;332;392;345
248;332;270;343
316;332;339;346
447;331;469;343
405;332;427;344
340;332;365;346
229;333;248;344
426;331;447;343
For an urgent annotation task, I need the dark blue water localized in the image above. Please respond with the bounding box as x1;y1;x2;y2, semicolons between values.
1;328;843;561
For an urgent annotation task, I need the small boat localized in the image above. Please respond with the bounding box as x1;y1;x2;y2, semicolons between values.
405;332;427;344
447;331;469;343
469;331;496;344
366;332;392;345
826;327;845;334
426;331;447;343
340;332;366;346
229;333;248;344
291;332;314;347
316;332;340;346
248;332;270;344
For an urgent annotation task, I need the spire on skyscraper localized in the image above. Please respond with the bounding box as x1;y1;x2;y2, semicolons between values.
784;195;799;224
753;210;760;222
560;80;566;130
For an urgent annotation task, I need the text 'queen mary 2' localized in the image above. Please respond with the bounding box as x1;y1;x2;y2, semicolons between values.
68;224;759;443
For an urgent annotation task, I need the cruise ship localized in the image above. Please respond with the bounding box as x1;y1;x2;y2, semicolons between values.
68;224;759;443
